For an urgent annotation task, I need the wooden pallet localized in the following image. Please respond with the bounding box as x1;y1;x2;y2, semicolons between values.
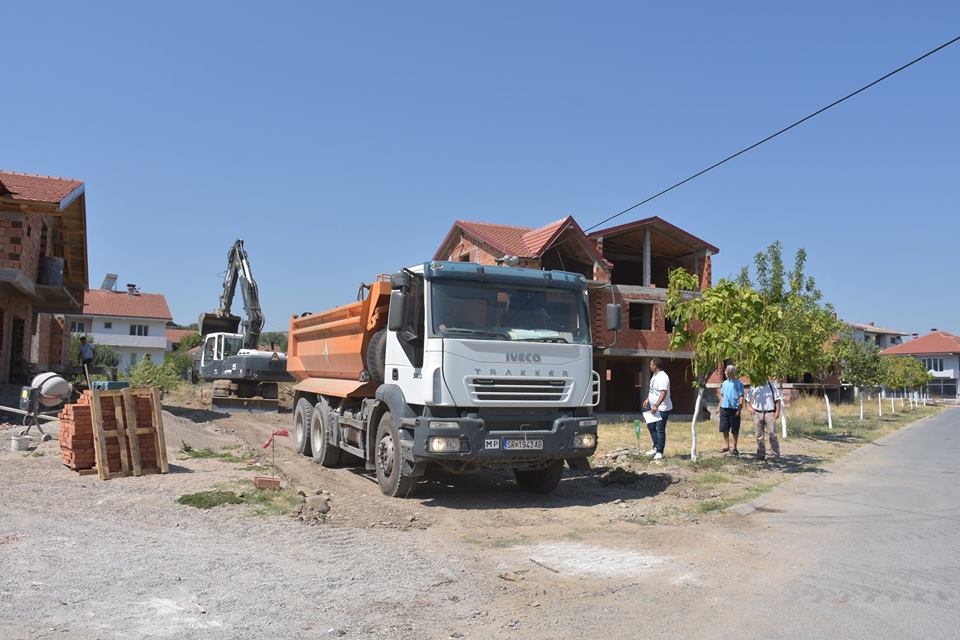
88;388;169;480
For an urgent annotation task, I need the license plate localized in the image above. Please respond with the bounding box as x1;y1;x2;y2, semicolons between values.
503;439;544;450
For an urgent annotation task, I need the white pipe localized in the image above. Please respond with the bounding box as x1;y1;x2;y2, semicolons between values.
690;387;703;462
825;394;833;430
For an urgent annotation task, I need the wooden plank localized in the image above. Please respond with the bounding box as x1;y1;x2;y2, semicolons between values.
111;396;130;475
121;388;142;476
88;391;110;481
151;388;169;473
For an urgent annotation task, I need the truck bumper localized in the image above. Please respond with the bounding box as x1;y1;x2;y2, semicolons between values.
410;415;597;469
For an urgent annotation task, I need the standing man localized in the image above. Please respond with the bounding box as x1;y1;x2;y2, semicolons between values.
78;337;95;368
719;365;744;455
748;378;782;461
641;357;672;460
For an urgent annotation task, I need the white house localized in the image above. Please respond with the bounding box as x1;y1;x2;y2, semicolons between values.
883;331;960;399
846;321;911;350
67;277;173;370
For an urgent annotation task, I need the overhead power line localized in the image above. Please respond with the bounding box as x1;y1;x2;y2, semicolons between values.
586;34;960;232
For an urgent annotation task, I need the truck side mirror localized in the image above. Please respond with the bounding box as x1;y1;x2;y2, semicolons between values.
388;290;407;331
606;303;623;332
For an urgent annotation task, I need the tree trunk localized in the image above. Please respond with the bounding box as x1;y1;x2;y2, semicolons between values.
891;397;895;414
878;391;882;417
780;401;788;439
859;388;864;421
824;393;833;429
690;387;703;462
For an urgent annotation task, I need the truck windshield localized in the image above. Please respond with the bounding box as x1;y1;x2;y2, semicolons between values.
430;281;590;344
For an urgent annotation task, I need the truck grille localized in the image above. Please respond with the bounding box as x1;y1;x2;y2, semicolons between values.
468;378;572;403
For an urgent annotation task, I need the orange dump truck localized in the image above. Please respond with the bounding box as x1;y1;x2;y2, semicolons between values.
287;261;621;497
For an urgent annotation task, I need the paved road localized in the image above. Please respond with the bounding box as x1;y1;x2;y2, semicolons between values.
703;408;960;639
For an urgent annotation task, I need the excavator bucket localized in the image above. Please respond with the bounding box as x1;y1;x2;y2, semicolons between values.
198;312;242;336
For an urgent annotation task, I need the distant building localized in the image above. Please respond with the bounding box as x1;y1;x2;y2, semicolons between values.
165;327;196;351
883;331;960;399
67;275;173;370
434;215;717;415
846;321;911;350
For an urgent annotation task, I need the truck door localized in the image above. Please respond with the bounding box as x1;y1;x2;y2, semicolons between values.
385;275;426;403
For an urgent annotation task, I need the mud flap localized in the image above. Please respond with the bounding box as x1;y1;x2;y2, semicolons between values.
565;457;591;471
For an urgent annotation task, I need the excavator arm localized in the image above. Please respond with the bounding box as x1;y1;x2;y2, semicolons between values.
198;239;264;350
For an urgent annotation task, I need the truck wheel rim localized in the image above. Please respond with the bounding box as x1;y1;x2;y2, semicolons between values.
295;414;305;446
378;433;395;477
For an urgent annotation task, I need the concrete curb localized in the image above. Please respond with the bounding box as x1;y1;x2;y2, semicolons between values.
723;408;951;517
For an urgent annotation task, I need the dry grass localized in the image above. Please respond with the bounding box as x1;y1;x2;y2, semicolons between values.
594;396;942;520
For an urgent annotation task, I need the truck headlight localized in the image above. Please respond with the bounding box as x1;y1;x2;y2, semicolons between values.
428;437;462;453
573;433;596;449
429;421;459;429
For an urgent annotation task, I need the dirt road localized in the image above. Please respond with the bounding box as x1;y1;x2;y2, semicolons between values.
2;403;953;639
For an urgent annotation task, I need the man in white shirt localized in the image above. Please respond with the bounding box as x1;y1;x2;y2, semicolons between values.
748;379;782;460
641;357;672;460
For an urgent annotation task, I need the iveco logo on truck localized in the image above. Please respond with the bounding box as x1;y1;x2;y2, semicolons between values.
506;352;542;363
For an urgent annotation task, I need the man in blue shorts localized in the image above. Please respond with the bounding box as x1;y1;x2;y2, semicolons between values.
719;365;744;455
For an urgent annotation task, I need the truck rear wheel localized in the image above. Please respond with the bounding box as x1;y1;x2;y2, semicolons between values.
293;398;313;457
375;411;417;498
366;329;387;384
311;402;341;467
514;460;564;493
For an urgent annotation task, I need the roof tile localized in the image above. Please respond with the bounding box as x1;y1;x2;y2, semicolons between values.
0;171;83;205
82;289;173;320
883;331;960;355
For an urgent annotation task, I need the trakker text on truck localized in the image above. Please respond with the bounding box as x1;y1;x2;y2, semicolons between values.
286;261;622;497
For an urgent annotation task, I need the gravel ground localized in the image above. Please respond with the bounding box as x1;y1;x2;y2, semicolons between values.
0;416;497;640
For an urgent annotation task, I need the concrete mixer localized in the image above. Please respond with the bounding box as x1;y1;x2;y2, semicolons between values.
7;372;73;444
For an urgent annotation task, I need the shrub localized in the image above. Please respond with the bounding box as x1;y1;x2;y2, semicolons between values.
68;335;121;368
126;359;182;392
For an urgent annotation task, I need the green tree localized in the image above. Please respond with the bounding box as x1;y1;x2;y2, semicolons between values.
665;269;782;460
68;335;121;368
739;242;839;436
835;332;885;420
177;332;203;351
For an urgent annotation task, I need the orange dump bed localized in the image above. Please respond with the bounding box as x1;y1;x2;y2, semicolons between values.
287;277;391;397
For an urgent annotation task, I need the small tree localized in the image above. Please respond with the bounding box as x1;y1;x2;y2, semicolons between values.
835;333;884;420
127;359;182;392
177;332;203;351
68;335;121;368
666;269;782;461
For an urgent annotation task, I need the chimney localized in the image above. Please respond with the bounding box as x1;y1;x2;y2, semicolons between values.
101;273;118;291
868;322;875;326
126;283;139;296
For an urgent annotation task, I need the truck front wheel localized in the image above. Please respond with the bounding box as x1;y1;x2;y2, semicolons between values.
514;460;564;493
375;412;417;498
293;398;313;457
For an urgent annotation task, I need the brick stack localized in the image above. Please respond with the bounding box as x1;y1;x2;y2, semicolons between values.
59;391;160;473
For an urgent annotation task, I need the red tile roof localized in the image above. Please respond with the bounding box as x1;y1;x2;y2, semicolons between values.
436;216;607;265
0;171;84;207
165;328;196;344
82;289;173;320
882;331;960;356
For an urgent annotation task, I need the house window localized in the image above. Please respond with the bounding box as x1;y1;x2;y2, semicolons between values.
130;324;149;336
459;252;472;262
129;353;137;366
70;320;84;334
104;322;112;329
628;303;653;331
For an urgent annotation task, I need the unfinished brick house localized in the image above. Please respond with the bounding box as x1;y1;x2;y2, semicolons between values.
0;171;89;383
434;215;718;415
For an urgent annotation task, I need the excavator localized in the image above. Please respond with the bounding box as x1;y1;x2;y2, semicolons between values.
198;239;291;412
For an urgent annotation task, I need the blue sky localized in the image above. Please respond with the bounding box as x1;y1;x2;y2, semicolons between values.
3;1;958;335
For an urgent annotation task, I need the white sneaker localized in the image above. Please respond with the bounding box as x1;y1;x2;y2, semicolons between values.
645;448;657;456
653;452;663;460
